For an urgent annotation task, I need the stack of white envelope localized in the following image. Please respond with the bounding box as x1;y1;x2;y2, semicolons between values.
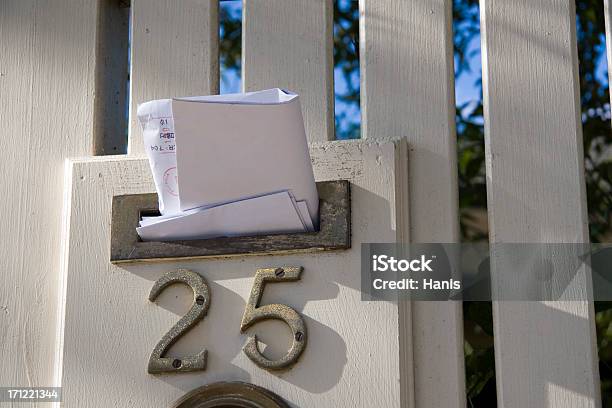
136;88;319;242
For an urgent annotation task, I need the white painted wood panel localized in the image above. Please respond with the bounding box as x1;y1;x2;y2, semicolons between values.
129;0;219;155
242;0;334;143
359;1;465;407
57;140;410;407
480;0;600;406
0;0;100;399
0;1;219;393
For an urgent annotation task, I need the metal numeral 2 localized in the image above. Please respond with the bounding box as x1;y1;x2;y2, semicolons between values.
147;269;210;374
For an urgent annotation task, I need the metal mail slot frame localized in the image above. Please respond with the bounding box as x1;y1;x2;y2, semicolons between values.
110;180;351;263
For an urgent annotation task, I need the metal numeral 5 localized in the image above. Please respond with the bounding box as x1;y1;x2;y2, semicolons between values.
148;269;210;374
240;267;306;370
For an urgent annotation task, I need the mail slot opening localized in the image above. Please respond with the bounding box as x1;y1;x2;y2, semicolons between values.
136;209;162;242
139;209;162;218
137;206;319;244
110;180;351;263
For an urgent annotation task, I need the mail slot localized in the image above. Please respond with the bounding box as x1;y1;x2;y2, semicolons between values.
110;180;351;263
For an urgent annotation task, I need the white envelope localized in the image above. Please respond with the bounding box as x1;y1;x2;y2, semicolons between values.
172;88;319;226
136;191;306;241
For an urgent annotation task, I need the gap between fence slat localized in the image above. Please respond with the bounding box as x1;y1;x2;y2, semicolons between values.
93;0;130;155
242;0;334;143
360;1;465;407
480;0;600;406
605;0;612;112
128;0;219;156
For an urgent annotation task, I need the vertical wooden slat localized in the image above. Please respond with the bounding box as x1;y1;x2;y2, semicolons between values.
93;0;130;155
242;0;334;143
605;0;612;109
0;0;99;393
129;0;219;155
480;0;600;406
360;1;464;408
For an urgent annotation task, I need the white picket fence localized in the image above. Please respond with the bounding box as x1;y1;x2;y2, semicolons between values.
1;0;610;407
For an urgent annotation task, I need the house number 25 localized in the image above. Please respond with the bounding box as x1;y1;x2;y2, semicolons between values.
147;267;306;374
